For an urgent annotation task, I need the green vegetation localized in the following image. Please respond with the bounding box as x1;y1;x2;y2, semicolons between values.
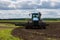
0;20;27;22
45;20;60;22
43;18;60;22
44;20;60;22
0;23;16;27
0;18;60;22
0;19;60;23
0;29;21;40
0;23;23;40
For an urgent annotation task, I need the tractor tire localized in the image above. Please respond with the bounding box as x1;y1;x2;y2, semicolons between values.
39;22;46;29
25;22;32;29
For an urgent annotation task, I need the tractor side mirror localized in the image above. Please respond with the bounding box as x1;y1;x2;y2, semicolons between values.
29;14;30;16
39;12;41;16
29;13;32;16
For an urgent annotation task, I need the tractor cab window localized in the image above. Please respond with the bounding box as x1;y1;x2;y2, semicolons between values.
33;15;39;18
32;15;39;21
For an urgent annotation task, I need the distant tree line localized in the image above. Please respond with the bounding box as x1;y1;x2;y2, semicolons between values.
42;18;60;21
0;18;60;21
0;18;30;20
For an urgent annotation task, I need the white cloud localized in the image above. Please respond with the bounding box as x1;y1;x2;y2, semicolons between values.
0;0;47;9
51;0;60;2
51;2;56;7
0;0;60;18
0;9;60;19
0;0;60;9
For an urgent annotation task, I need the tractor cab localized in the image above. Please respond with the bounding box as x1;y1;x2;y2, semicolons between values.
32;12;41;26
32;13;39;21
32;12;41;21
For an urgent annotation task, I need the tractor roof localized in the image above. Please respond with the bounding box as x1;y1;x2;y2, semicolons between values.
32;13;38;15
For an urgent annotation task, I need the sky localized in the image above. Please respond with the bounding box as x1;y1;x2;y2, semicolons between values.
0;0;60;9
0;0;60;19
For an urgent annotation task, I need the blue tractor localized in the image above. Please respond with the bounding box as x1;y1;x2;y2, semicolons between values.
25;12;48;29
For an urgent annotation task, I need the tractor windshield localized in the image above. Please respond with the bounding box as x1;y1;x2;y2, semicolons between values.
33;15;39;21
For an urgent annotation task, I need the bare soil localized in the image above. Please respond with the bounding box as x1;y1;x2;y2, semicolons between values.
0;22;60;40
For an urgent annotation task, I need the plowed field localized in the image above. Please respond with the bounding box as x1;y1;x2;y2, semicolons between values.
11;22;60;40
